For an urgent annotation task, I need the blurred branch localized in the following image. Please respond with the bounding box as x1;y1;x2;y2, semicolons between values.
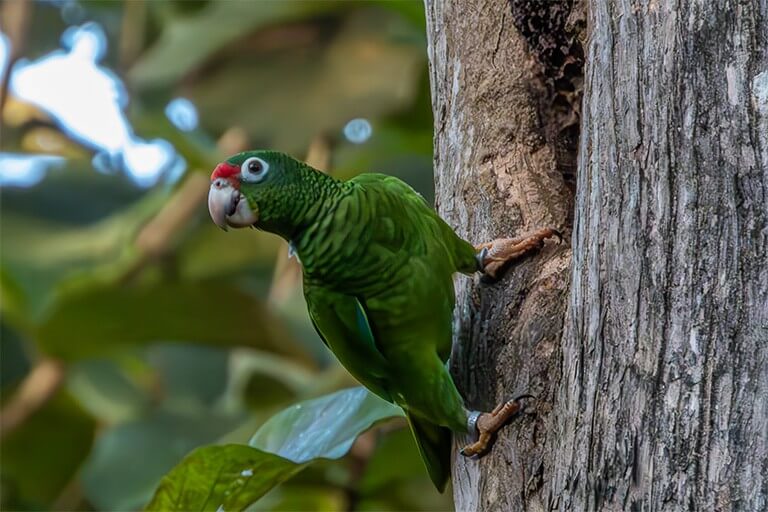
304;135;333;173
217;126;250;156
267;135;332;305
119;0;147;70
134;173;209;258
116;173;209;284
0;0;32;112
0;358;65;440
345;428;377;510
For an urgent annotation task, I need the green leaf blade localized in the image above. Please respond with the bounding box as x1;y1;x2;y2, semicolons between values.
147;388;402;511
145;445;304;512
249;387;403;463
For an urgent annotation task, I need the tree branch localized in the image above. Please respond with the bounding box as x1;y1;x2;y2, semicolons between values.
0;358;66;440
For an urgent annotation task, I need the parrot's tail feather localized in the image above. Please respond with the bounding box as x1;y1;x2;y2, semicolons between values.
406;412;452;493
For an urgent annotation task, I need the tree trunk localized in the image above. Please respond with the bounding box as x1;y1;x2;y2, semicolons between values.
425;0;580;509
552;2;768;510
426;1;768;510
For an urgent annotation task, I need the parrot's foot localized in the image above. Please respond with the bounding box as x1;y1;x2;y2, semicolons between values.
459;395;534;457
475;228;562;280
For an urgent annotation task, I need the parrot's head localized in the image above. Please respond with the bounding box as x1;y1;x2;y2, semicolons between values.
207;150;317;233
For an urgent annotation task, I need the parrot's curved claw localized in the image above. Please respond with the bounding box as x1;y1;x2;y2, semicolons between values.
475;227;562;281
475;248;489;272
459;395;535;457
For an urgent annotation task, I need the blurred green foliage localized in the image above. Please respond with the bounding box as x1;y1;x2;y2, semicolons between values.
0;1;452;511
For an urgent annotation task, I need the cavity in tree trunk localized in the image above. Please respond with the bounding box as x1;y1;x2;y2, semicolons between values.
425;0;768;510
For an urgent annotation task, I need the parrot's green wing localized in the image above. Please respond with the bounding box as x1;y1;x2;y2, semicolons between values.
304;282;392;402
303;281;452;492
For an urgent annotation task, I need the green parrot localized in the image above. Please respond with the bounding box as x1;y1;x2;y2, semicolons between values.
208;150;559;491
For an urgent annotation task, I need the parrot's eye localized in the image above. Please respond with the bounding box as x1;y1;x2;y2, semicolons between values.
240;157;269;183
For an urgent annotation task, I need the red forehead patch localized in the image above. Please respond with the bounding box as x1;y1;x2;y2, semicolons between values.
211;162;239;181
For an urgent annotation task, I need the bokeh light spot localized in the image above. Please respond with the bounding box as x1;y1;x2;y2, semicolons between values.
0;153;66;187
343;118;373;144
165;98;199;132
0;32;10;82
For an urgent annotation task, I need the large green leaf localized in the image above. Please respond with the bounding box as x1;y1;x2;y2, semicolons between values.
145;445;304;512
147;387;402;511
35;281;310;363
249;387;402;463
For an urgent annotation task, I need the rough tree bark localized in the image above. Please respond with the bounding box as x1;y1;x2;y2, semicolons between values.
426;0;579;509
426;1;768;511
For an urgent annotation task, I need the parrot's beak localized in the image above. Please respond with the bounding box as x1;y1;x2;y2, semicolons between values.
208;178;258;231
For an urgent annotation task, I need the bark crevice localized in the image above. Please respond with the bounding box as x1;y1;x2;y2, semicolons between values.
509;0;586;200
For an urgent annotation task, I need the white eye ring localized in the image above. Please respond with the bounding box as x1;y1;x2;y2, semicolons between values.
240;157;269;182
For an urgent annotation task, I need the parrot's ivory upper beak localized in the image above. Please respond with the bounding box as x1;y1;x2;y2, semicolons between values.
208;178;258;231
